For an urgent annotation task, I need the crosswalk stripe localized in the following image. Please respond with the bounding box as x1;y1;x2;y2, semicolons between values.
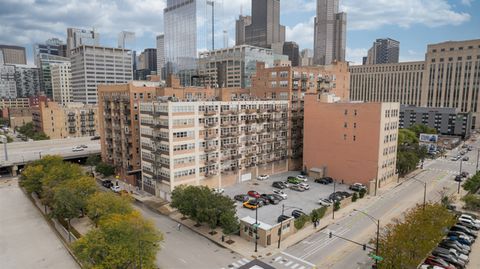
285;261;293;266
237;260;246;265
274;256;283;262
231;262;239;268
241;258;250;263
291;264;299;269
298;266;305;269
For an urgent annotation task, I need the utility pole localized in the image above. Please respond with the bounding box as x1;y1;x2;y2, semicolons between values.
255;205;258;252
278;204;284;248
476;148;479;172
375;219;380;267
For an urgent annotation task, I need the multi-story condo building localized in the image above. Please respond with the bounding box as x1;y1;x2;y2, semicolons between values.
303;94;399;191
300;49;314;67
98;81;159;186
31;101;98;139
251;61;350;169
156;34;165;80
314;0;346;65
0;63;17;99
283;42;300;67
51;62;72;104
139;99;289;200
236;0;285;50
349;61;425;106
365;38;400;65
37;53;70;99
400;105;472;138
198;45;279;88
0;98;30;109
66;28;100;57
0;45;27;65
350;39;480;128
71;45;133;104
14;65;40;97
33;38;66;66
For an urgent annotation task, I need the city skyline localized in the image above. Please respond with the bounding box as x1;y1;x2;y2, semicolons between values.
0;0;478;66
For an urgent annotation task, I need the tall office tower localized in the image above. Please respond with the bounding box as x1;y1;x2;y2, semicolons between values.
70;45;132;104
164;0;221;86
14;65;40;97
313;0;346;65
136;48;157;80
237;0;285;49
51;62;72;104
156;34;165;79
66;28;100;56
366;38;400;65
33;38;65;66
0;45;27;65
37;53;70;99
300;49;314;66
283;42;299;67
235;15;252;46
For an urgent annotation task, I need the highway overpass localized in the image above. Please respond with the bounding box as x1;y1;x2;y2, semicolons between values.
0;137;101;175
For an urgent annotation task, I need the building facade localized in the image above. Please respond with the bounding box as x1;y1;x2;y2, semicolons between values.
38;53;70;99
139;99;289;200
14;65;40;97
365;38;400;65
0;98;30;109
235;15;252;46
198;45;277;88
33;38;66;66
66;28;100;56
300;49;314;67
0;45;27;65
51;62;72;104
136;48;157;80
156;34;165;80
0;63;17;99
251;61;350;170
31;101;98;139
314;0;346;65
283;42;299;67
71;45;133;104
303;94;399;191
8;107;32;129
400;105;472;138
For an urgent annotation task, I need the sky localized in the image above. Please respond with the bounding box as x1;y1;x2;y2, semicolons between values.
0;0;479;65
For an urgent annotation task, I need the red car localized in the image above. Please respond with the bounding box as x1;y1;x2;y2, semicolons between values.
247;190;260;198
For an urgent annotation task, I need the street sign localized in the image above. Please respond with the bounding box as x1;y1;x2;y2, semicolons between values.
252;223;260;229
368;253;384;261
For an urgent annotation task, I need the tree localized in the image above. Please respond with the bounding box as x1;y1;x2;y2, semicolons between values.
41;161;84;207
73;212;163;269
17;122;49;140
64;176;98;217
462;194;480;211
95;162;116;177
19;155;65;196
352;192;358;202
87;192;133;226
408;124;437;137
51;186;80;239
463;172;480;193
376;203;455;269
220;211;239;236
86;155;101;167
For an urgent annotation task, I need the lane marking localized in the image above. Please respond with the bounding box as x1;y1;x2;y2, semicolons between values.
241;258;250;264
274;256;283;262
285;261;293;266
281;251;316;267
291;264;299;269
231;262;239;268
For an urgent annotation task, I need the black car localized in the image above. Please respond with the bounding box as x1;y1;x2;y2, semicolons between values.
455;175;463;182
461;172;469;178
102;180;113;188
339;191;352;198
314;178;330;184
256;197;269;205
272;181;286;189
439;241;469;255
250;199;265;207
91;135;101;140
450;225;477;238
432;253;465;269
261;194;280;205
291;209;306;219
277;214;291;223
234;194;250;202
329;193;342;202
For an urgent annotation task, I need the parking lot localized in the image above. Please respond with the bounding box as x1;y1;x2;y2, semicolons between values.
223;171;352;225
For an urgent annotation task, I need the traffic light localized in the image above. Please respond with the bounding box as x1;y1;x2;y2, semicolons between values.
329;232;332;238
363;244;367;251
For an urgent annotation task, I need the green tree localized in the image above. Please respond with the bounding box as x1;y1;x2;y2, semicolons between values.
41;161;84;207
463;172;480;193
408;124;437;137
17;122;49;140
294;215;309;230
352;192;358;202
95;162;116;177
64;176;98;216
334;201;341;211
462;194;480;211
86;155;101;166
73;212;163;269
377;203;455;269
220;211;239;236
19;155;65;195
87;192;133;226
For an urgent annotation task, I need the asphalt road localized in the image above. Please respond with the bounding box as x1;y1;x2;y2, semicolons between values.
0;137;100;166
260;138;479;269
133;203;248;269
0;177;79;269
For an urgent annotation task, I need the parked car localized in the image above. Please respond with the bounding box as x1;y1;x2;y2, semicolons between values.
291;209;305;219
455;175;463;182
314;178;331;184
247;190;261;198
339;191;352;198
111;185;122;193
213;188;224;194
439;241;469;255
448;235;472;246
271;194;286;201
448;230;475;242
287;176;302;185
329;193;343;202
433;247;468;264
450;224;478;238
102;180;113;188
90;135;101;140
457;219;480;230
462;156;469;161
349;183;367;191
460;214;480;225
257;174;270;180
460;172;469;178
282;181;291;188
420;265;446;269
273;189;287;199
72;146;84;152
297;175;308;182
277;214;291;223
298;183;310;190
424;256;456;269
272;181;287;189
79;144;88;148
318;198;332;206
234;194;250;202
243;200;260;210
261;194;280;205
431;252;465;269
442;239;471;252
290;185;306;192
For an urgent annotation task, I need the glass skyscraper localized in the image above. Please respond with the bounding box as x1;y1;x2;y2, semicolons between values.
164;0;223;86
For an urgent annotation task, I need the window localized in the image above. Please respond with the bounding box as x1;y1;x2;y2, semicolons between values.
353;136;356;141
344;109;348;115
354;123;357;128
344;122;347;128
354;110;357;116
343;134;347;140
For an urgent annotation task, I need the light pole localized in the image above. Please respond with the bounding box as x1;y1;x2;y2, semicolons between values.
410;177;427;211
333;179;336;220
255;204;258;252
354;209;380;267
458;159;464;195
278;204;303;248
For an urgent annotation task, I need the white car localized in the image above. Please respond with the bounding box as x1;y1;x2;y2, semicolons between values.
111;185;121;193
458;218;480;230
257;174;270;181
297;175;308;182
420;265;443;269
460;214;480;225
299;183;310;190
318;199;332;206
72;146;84;152
273;189;287;199
213;188;225;194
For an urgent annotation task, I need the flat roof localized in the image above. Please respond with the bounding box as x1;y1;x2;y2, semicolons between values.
241;216;272;230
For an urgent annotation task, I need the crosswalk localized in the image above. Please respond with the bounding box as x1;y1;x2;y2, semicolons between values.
221;258;251;269
426;167;458;175
269;254;313;269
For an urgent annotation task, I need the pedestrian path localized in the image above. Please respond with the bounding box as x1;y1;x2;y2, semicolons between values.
220;258;251;269
426;167;459;175
267;253;315;269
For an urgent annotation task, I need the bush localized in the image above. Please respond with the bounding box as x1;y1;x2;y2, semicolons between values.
334;201;341;211
294;215;310;230
352;192;358;202
310;207;327;223
359;189;366;198
95;162;115;177
462;194;480;211
463;172;480;193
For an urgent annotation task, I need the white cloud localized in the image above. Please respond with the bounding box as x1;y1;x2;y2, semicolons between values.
461;0;473;6
285;17;315;48
346;47;368;65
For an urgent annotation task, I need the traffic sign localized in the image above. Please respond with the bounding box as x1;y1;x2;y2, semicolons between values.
368;253;383;261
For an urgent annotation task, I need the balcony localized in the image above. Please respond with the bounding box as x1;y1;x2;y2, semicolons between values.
221;110;232;115
204;122;218;128
204;158;217;165
205;135;217;141
246;109;257;114
205;146;217;152
204;110;217;116
205;171;218;177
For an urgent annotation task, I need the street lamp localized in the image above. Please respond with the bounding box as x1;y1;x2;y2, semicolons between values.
410;177;427;211
354;209;380;267
278;204;303;248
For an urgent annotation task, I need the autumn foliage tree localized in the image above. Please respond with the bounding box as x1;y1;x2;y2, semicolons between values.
86;192;133;226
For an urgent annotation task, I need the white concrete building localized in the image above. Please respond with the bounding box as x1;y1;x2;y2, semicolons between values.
51;62;72;104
